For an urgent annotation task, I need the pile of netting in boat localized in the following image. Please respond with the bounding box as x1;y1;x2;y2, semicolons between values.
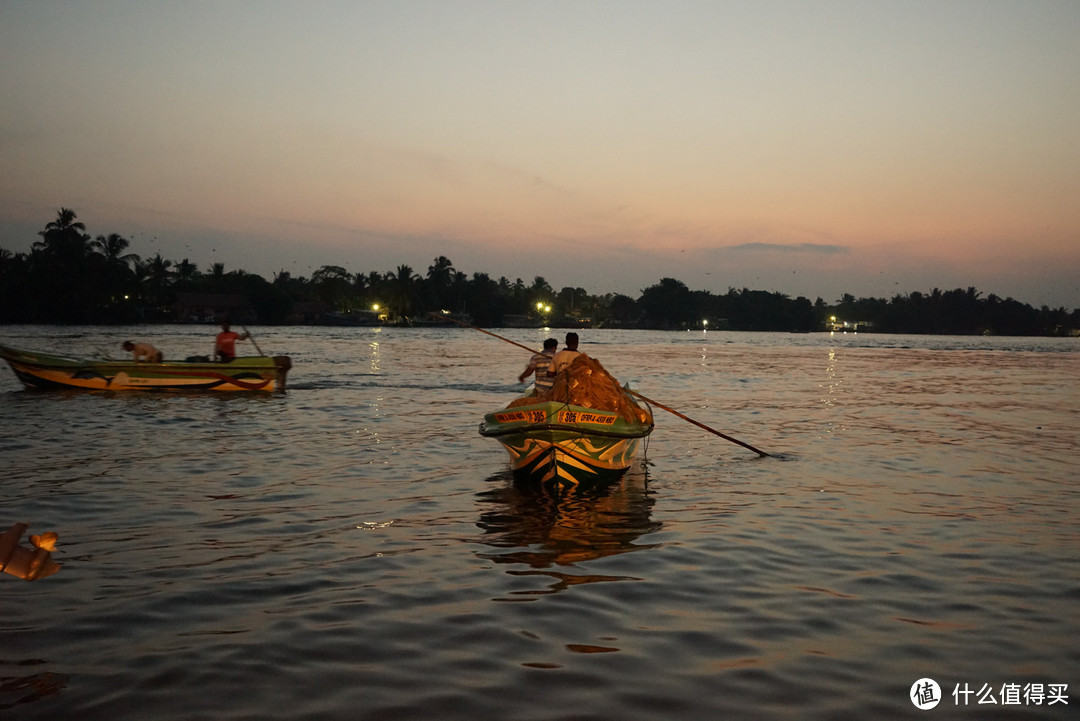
507;354;650;423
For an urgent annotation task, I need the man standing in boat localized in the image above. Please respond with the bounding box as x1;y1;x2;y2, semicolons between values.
214;322;250;363
550;332;583;374
519;337;557;394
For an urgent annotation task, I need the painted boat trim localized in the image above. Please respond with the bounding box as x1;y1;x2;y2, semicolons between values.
480;400;653;487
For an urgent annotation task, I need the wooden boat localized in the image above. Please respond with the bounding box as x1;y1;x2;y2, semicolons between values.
322;310;383;326
500;314;543;328
479;356;653;487
480;400;653;487
415;310;474;326
0;343;292;392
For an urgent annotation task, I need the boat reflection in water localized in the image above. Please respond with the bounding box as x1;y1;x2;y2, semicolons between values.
474;468;661;596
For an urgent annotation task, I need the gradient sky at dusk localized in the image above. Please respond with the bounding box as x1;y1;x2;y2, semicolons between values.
3;1;1079;308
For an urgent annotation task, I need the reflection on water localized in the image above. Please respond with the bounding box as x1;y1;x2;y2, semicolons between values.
818;346;847;439
475;470;661;595
367;338;380;374
820;347;841;408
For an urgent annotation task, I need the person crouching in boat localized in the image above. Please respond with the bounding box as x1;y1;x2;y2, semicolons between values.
519;338;557;394
214;322;249;363
122;340;163;363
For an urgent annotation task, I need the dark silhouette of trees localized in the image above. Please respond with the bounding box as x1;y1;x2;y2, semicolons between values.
425;255;456;310
827;288;1074;336
141;253;175;313
639;278;694;329
528;276;556;310
90;233;140;317
311;265;354;311
604;294;640;328
29;208;104;322
174;258;200;285
386;264;420;319
467;272;502;326
2;207;1077;335
0;248;31;322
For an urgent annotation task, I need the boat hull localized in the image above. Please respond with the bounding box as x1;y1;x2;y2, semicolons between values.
0;344;291;392
480;401;653;487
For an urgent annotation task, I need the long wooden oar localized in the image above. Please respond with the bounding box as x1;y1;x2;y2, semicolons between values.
624;388;770;457
428;313;539;355
241;325;265;356
429;312;771;458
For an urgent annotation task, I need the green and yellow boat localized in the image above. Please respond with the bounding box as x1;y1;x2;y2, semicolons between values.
480;356;653;487
0;343;291;392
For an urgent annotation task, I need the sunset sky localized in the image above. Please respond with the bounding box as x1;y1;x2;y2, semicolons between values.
2;1;1078;308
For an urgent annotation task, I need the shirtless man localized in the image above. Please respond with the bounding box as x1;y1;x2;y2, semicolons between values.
122;340;163;363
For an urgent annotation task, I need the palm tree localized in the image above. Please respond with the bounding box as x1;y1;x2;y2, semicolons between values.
357;270;386;309
34;207;91;260
30;208;99;321
91;233;140;312
427;255;454;284
174;258;201;284
38;207;86;237
141;253;175;310
92;232;139;275
426;255;455;307
529;276;555;311
386;264;419;320
449;270;468;311
92;233;137;265
146;253;174;283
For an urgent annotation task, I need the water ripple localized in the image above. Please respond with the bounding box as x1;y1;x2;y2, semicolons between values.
2;328;1077;719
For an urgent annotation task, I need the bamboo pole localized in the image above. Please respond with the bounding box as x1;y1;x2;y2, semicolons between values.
428;312;772;458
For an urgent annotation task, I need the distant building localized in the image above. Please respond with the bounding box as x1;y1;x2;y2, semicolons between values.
502;314;542;328
174;293;254;323
827;317;875;332
286;301;330;324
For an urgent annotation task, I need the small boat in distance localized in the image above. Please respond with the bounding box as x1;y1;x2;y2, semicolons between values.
414;310;474;326
500;314;543;328
480;355;653;487
0;343;292;392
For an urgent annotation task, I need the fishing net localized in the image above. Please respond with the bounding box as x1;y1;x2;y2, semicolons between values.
506;354;650;423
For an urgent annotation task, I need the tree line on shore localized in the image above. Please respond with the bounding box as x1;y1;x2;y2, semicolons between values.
2;208;1077;335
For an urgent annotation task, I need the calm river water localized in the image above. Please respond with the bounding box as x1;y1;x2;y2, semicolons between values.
2;326;1078;720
